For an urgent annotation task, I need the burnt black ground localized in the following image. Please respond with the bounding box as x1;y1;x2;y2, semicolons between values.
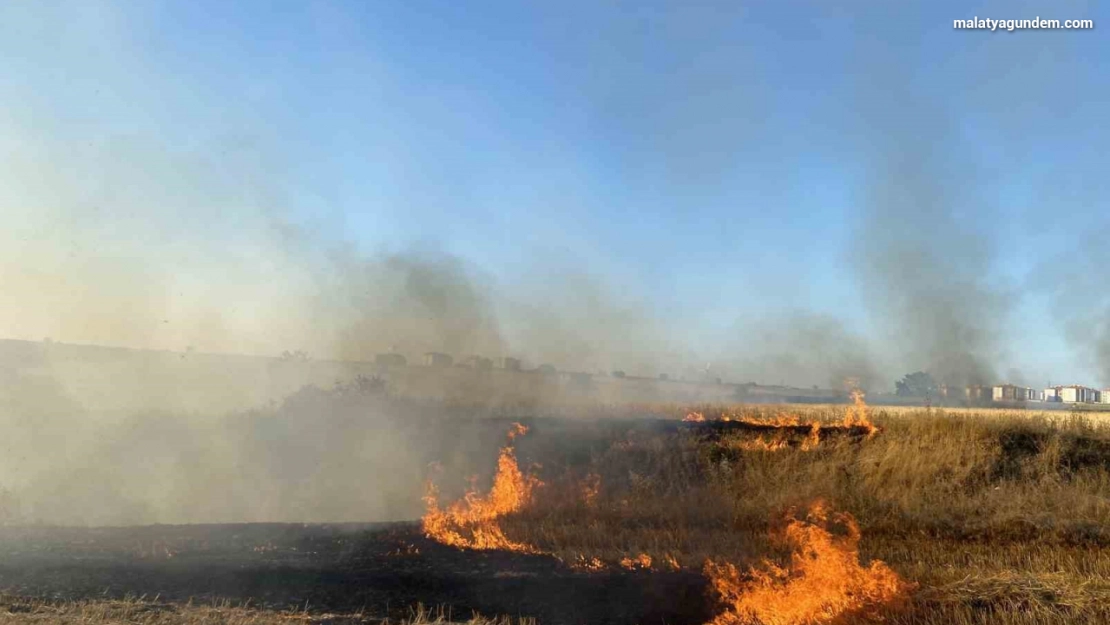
0;523;714;625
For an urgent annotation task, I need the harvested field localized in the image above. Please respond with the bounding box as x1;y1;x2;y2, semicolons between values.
2;392;1109;624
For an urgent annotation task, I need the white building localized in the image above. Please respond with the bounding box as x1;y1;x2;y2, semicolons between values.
1059;385;1098;404
1026;388;1045;402
966;385;990;400
992;384;1027;401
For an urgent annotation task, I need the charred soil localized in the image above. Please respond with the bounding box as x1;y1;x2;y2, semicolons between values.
0;523;710;625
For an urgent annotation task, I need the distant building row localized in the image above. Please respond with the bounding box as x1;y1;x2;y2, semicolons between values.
371;351;661;386
966;383;1110;404
374;352;523;371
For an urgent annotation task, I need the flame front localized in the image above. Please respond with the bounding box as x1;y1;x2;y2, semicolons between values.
704;501;911;625
422;423;542;552
843;388;878;438
619;553;654;570
690;384;878;452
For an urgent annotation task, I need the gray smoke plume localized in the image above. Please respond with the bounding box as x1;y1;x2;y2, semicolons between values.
847;43;1013;389
1038;232;1110;388
852;153;1010;388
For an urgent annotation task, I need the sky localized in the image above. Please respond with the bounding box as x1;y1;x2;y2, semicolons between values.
1;0;1108;390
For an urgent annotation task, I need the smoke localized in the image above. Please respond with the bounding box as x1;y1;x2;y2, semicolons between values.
0;128;321;356
843;15;1017;389
3;0;1108;527
0;108;676;377
2;0;1027;396
850;144;1011;387
321;249;508;361
0;376;506;525
718;312;882;391
497;270;683;376
1038;233;1110;388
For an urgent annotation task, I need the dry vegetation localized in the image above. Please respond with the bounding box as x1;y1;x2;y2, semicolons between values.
423;401;1110;624
0;596;532;625
4;392;1109;625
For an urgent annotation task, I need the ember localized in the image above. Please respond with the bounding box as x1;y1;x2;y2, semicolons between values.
620;553;653;570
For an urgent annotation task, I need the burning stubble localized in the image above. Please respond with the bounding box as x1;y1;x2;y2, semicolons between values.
422;423;543;553
704;501;913;625
682;388;879;452
415;398;916;624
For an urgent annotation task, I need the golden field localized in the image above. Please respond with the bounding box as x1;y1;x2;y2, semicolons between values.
424;401;1110;624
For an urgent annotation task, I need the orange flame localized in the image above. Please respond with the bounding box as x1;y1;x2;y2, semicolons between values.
619;553;654;570
800;423;822;452
843;388;879;438
684;411;707;422
422;423;542;552
704;501;912;625
506;421;529;441
728;387;878;451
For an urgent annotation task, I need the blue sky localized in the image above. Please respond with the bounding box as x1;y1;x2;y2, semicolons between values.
1;1;1107;387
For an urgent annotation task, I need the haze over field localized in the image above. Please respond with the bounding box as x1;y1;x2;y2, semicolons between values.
2;1;1108;390
0;1;1108;528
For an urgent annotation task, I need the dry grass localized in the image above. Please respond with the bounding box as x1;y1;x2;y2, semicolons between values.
484;404;1110;623
0;596;533;625
7;400;1110;624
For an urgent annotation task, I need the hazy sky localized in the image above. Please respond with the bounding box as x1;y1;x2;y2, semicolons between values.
1;1;1107;388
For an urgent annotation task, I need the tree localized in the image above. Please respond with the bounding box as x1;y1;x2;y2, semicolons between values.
896;371;939;397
